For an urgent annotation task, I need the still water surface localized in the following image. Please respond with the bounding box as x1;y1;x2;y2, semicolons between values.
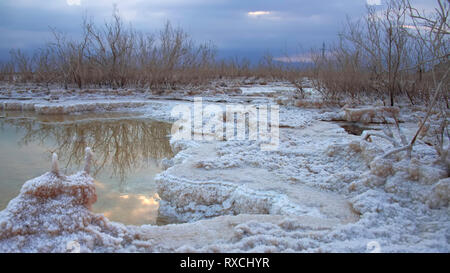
0;111;176;225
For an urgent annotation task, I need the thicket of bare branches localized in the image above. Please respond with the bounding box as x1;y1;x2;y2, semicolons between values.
0;9;297;91
0;0;447;104
353;0;449;172
310;0;448;106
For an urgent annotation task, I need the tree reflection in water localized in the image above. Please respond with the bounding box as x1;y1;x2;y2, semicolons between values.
0;111;173;188
0;111;178;225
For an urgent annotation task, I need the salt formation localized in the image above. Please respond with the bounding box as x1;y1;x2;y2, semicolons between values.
0;83;448;252
156;142;359;224
343;106;399;123
0;150;128;252
427;178;450;209
0;100;147;115
0;148;341;252
51;153;59;176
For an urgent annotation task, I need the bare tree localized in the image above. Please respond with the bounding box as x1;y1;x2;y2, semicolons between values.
341;0;411;106
363;0;449;166
1;7;300;91
10;49;33;82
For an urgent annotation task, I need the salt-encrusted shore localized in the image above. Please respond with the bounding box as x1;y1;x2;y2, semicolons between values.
0;82;448;252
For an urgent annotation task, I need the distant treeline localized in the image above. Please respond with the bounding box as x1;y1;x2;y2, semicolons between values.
0;0;448;107
0;8;298;90
307;0;449;106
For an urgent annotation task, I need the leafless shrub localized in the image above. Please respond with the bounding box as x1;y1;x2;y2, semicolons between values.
0;9;228;91
10;49;34;82
0;6;305;92
360;0;449;166
310;0;448;107
0;61;15;83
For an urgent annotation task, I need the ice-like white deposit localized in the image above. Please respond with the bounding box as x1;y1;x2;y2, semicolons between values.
0;82;448;252
240;84;298;95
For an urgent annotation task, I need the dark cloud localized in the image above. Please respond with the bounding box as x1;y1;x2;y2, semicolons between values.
0;0;438;62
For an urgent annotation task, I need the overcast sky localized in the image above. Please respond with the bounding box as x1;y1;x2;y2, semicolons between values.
0;0;437;62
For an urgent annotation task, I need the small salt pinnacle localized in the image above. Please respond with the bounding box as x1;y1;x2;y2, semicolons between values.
84;147;93;174
51;153;59;175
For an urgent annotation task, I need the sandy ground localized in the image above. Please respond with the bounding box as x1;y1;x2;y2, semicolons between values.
0;82;448;252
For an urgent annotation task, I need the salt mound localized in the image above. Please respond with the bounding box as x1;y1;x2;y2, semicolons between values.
0;150;130;252
0;145;353;253
427;178;450;209
0;162;338;253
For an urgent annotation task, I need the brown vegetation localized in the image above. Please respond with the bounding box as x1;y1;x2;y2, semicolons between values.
309;0;449;107
0;0;448;107
0;9;297;91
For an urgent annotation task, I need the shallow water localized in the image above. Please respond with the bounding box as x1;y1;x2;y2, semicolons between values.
336;122;379;136
0;111;177;226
